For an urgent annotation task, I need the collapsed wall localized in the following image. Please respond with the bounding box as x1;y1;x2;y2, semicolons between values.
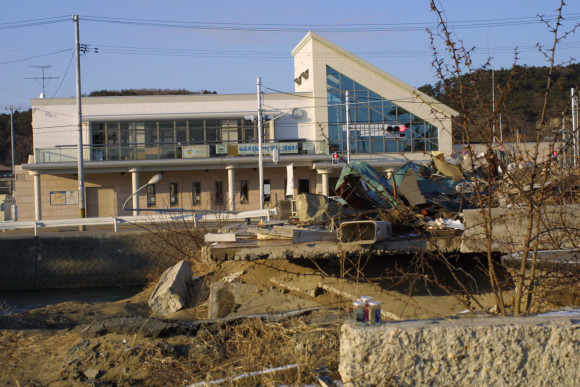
339;315;579;386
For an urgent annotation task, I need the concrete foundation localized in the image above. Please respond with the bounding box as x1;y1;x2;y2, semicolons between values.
339;315;580;386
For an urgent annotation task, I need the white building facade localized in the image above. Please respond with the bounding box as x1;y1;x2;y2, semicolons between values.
17;32;457;221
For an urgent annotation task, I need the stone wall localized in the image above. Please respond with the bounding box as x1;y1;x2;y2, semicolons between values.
339;315;579;386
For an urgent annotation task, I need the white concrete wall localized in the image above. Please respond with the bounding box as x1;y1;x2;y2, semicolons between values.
30;92;317;150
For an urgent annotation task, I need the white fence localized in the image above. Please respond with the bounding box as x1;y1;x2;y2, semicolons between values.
0;208;277;236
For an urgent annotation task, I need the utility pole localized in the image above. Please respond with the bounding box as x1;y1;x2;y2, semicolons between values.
257;77;264;210
74;15;86;218
345;90;351;163
9;106;16;192
492;69;496;144
572;88;578;168
25;65;59;97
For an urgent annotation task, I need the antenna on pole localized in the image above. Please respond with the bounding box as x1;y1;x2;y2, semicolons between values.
25;65;59;97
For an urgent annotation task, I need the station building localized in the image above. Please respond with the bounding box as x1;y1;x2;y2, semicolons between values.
16;32;458;220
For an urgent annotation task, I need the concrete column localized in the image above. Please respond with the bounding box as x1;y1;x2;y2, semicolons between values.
317;169;330;196
33;172;41;220
129;169;140;216
226;166;235;212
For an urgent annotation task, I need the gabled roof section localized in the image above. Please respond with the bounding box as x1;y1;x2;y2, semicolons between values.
292;31;459;117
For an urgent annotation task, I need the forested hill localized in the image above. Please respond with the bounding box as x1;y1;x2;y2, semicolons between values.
417;63;580;142
0;109;32;168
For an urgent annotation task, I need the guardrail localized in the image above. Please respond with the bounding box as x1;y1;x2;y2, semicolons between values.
0;208;277;236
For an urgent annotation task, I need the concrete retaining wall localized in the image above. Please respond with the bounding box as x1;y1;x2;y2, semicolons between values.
0;231;191;290
339;315;579;386
461;205;580;253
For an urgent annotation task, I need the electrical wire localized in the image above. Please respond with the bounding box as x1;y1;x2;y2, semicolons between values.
0;16;69;30
79;14;580;32
0;48;72;66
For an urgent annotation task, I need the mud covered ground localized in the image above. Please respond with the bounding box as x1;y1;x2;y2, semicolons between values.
0;257;576;386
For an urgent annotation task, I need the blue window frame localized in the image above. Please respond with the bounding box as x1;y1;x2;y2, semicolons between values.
326;65;439;154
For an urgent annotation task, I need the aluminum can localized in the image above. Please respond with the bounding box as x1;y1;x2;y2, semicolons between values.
358;296;373;324
368;300;381;324
352;301;365;323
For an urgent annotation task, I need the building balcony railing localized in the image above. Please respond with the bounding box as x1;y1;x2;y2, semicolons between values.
34;139;329;164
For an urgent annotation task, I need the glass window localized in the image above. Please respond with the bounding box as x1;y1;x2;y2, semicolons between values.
147;184;155;207
205;120;220;143
192;181;201;205
242;119;255;142
169;182;178;205
298;179;310;194
325;65;439;154
327;67;340;91
215;181;224;205
189;121;205;144
145;121;158;146
107;122;119;144
240;180;248;204
263;179;270;203
176;121;187;143
159;121;174;143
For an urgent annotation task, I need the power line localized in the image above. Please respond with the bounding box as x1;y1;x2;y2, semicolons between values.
79;14;580;32
0;48;72;66
0;16;69;30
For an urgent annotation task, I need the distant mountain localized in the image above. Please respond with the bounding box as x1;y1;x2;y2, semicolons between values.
418;64;580;142
0;109;32;166
89;88;217;96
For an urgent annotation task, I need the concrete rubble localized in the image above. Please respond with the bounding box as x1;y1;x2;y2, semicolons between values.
339;314;580;386
148;259;194;317
201;149;578;262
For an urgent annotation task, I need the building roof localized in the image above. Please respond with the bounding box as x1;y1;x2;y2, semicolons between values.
292;31;459;118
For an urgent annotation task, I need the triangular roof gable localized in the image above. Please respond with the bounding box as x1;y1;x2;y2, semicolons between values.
292;31;458;118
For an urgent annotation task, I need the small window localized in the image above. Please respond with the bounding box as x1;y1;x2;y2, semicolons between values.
298;178;310;194
192;181;201;206
169;182;178;205
264;179;271;203
147;184;156;206
215;181;224;205
240;180;249;204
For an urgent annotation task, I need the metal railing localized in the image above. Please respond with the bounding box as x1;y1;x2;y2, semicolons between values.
34;140;329;163
0;208;277;236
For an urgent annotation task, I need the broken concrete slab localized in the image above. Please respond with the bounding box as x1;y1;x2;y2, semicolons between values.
292;229;337;243
208;281;259;318
461;205;580;253
204;233;237;243
148;260;194;317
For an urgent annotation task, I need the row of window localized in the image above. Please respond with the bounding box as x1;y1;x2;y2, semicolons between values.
91;119;258;148
143;179;312;208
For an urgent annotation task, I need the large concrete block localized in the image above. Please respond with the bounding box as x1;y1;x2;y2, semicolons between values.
461;205;580;253
148;260;194;317
339;315;580;386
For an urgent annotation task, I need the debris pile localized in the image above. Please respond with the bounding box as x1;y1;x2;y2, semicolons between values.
204;150;578;250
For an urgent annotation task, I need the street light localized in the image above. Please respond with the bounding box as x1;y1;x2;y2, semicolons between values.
122;173;163;212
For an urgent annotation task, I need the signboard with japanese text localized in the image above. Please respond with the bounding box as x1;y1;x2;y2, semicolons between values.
237;142;298;156
50;190;78;205
182;145;210;158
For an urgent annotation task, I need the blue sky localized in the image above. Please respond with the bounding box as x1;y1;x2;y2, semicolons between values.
1;0;579;109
